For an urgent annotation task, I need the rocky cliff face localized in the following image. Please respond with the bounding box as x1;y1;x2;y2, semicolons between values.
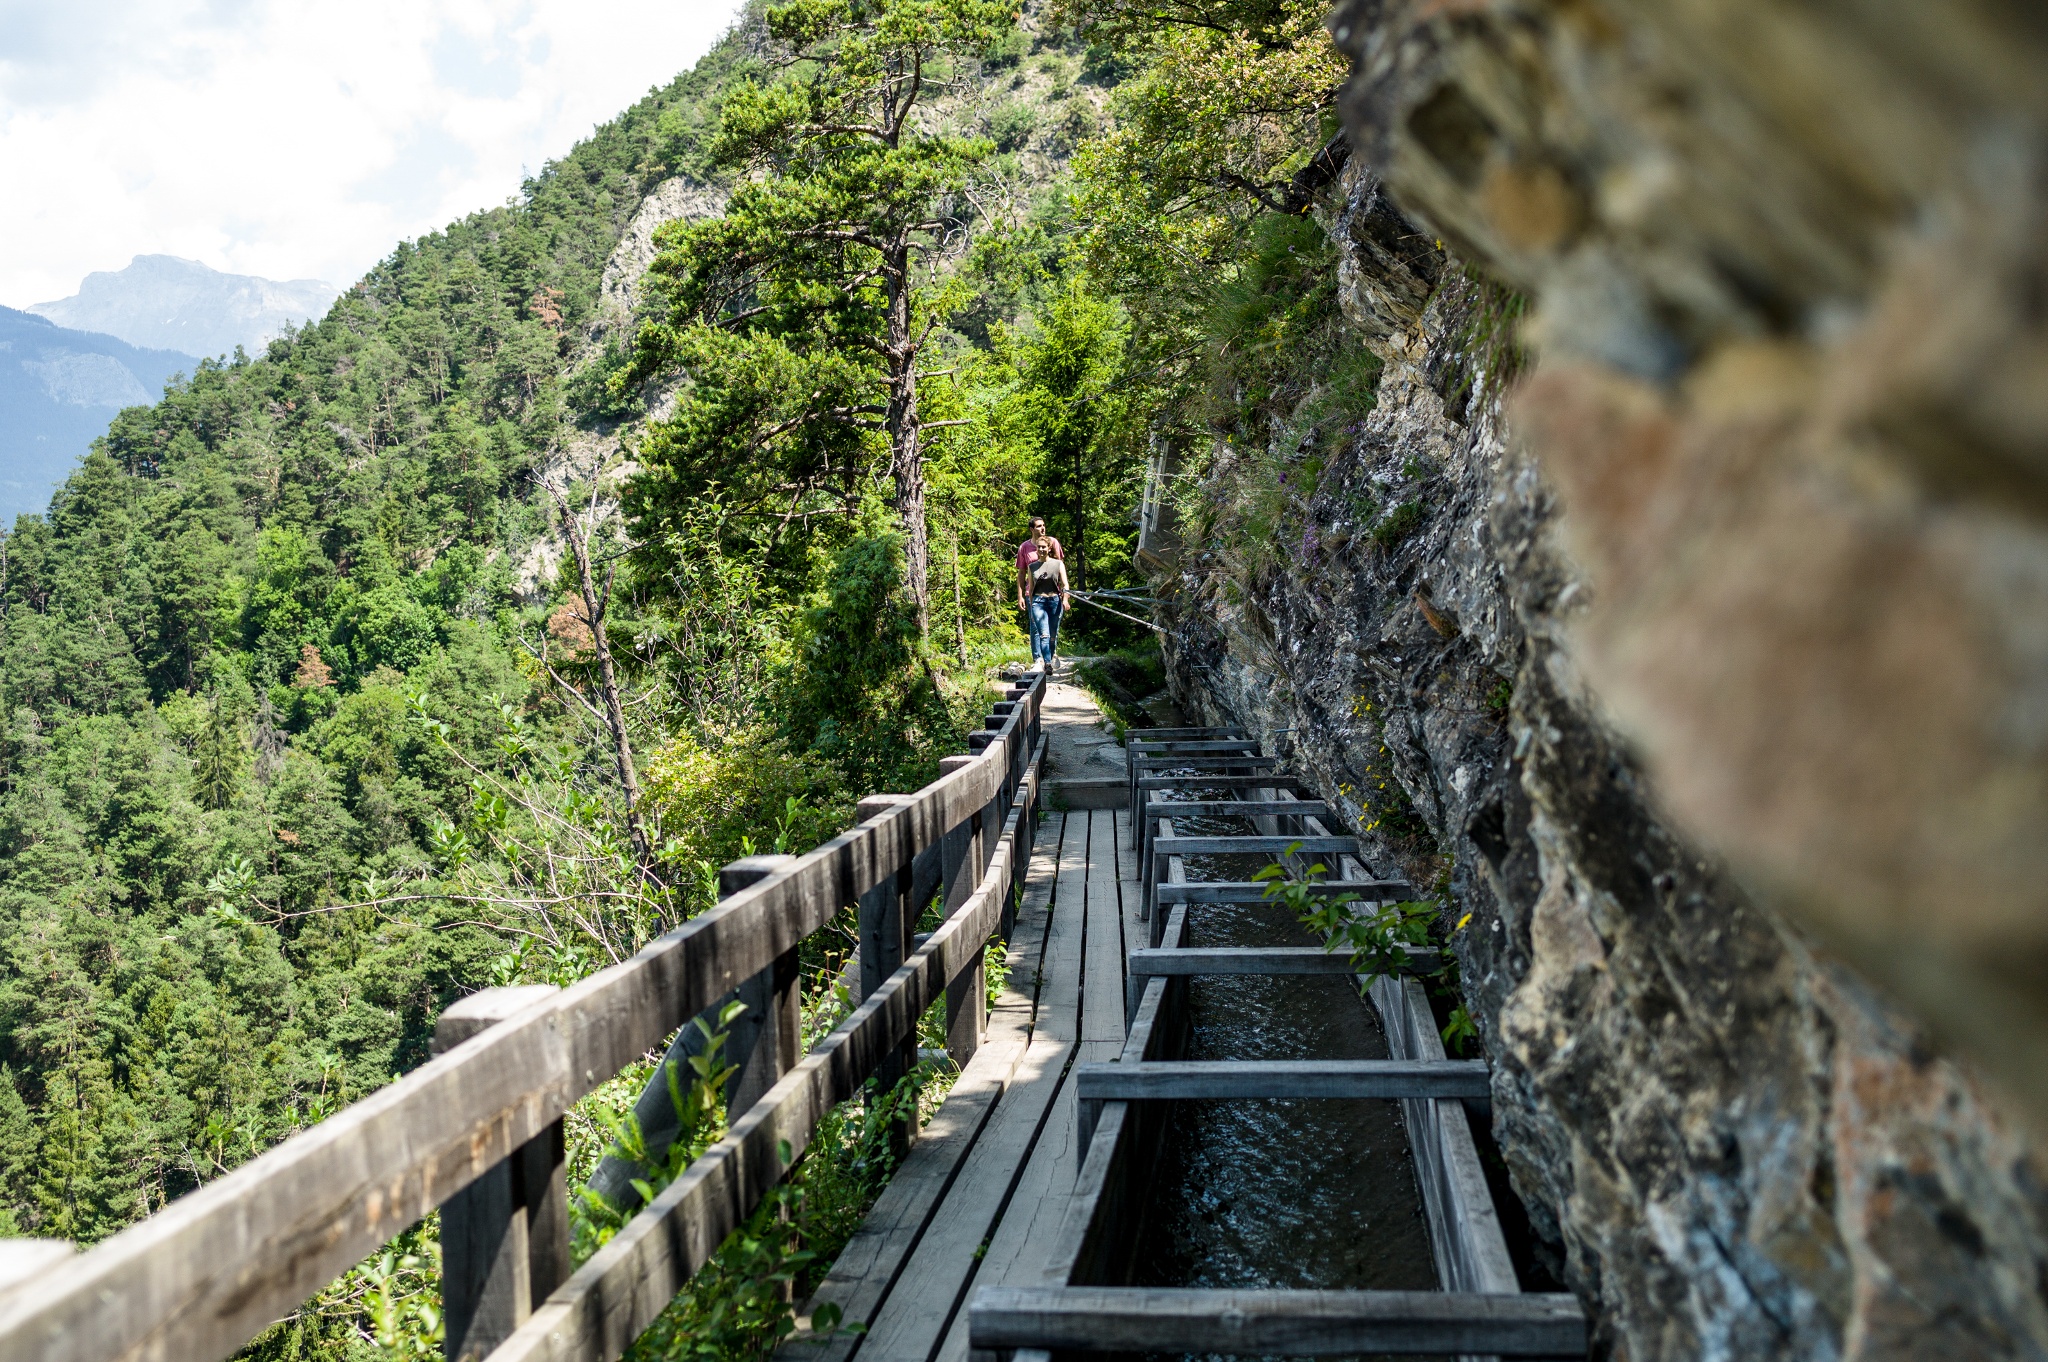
587;177;726;348
1153;5;2048;1355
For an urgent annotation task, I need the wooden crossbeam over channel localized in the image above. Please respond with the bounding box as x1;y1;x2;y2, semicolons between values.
1142;798;1331;819
1134;773;1311;790
1151;834;1361;856
1132;754;1277;768
981;737;1588;1362
1126;945;1435;976
1125;739;1260;754
1152;879;1416;903
1075;1060;1492;1101
968;1286;1589;1357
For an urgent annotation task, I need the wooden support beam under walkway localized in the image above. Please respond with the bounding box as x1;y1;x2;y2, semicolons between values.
968;1285;1588;1356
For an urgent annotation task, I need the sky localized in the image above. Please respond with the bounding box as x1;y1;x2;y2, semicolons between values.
0;0;748;307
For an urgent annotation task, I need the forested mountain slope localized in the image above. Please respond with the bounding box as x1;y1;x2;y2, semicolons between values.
0;33;753;1242
11;0;2044;1358
0;0;1158;1308
36;0;1997;1359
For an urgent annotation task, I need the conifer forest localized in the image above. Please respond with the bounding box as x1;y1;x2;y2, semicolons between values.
0;1;1349;1354
15;0;2044;1355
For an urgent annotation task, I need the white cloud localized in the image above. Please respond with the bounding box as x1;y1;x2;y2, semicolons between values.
0;0;747;305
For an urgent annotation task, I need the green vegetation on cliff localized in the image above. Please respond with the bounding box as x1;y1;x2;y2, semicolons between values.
0;0;1355;1354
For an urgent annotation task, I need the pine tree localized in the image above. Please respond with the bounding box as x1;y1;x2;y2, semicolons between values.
630;0;1016;635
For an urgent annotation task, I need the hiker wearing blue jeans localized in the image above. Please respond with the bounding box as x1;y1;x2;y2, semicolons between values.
1016;518;1070;671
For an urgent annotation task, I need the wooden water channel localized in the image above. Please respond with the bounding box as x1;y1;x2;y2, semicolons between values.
957;728;1587;1360
0;693;1587;1362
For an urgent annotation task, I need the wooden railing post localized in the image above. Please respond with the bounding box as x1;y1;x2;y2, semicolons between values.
856;794;920;1152
945;946;987;1068
433;984;568;1362
721;854;800;1118
938;754;988;1068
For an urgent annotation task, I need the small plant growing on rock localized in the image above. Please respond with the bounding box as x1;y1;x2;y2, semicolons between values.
1371;499;1424;548
1255;850;1438;989
1260;847;1482;1056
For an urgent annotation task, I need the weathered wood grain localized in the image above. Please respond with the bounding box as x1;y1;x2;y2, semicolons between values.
1060;878;1186;1283
1285;801;1521;1327
1127;754;1276;815
1081;814;1126;1048
1138;798;1325;869
1142;798;1330;820
778;1033;1014;1362
966;1286;1587;1356
1153;879;1416;904
877;813;1091;1362
1073;1060;1492;1102
1376;974;1520;1300
1126;946;1436;976
1131;755;1276;769
851;1038;1076;1362
485;779;1036;1362
1150;834;1360;856
777;809;1065;1362
0;680;1049;1362
1034;814;1087;1048
725;856;804;1120
1112;808;1143;946
1133;774;1308;791
434;986;574;1362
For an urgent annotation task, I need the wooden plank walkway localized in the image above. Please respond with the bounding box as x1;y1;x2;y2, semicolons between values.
785;700;1589;1362
779;684;1130;1362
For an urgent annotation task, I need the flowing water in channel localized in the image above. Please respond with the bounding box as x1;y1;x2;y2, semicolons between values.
1128;801;1438;1308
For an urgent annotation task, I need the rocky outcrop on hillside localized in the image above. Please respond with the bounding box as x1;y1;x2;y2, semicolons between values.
587;177;726;347
1154;4;2048;1357
515;176;723;605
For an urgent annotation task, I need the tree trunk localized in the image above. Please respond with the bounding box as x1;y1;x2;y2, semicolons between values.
952;531;966;665
891;394;930;641
1072;445;1087;592
545;480;654;882
883;243;931;640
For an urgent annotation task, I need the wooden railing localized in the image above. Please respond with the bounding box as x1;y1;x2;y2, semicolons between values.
0;673;1047;1362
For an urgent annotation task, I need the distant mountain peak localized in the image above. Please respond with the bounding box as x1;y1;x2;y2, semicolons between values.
26;256;341;359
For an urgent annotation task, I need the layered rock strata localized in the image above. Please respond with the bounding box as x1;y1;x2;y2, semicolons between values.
1333;0;2048;1132
1153;4;2048;1354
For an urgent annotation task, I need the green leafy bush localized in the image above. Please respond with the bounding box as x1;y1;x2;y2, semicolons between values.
989;101;1039;151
